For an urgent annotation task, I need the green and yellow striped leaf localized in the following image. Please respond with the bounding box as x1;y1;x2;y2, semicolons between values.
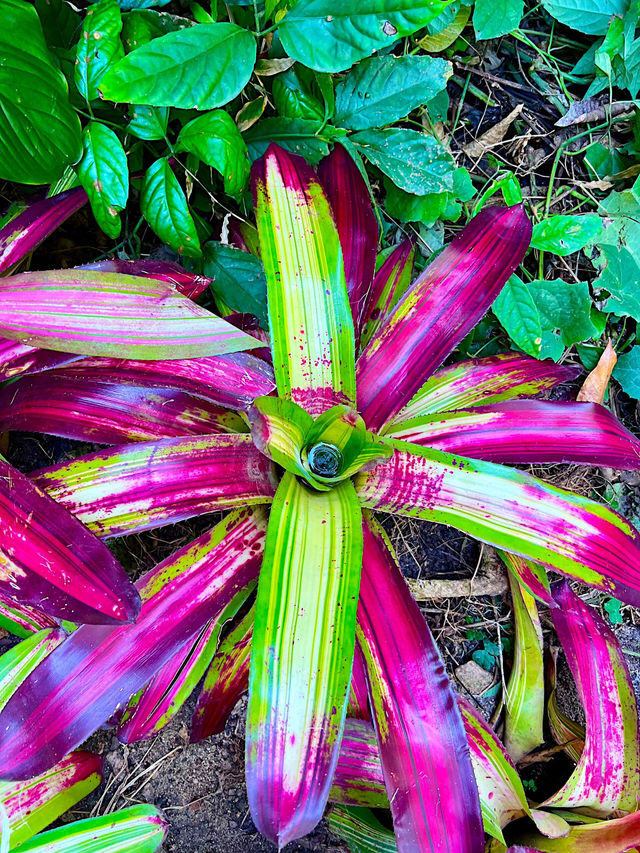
246;472;363;846
503;554;545;762
253;145;356;415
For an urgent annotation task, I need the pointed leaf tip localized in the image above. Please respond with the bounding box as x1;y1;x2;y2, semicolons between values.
358;205;532;429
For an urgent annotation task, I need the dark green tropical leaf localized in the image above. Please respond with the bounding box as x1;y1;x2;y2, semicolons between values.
473;0;523;39
120;0;173;7
128;104;170;140
492;274;543;358
176;110;250;196
78;122;129;239
278;0;452;72
140;158;201;257
244;118;333;165
75;0;124;102
32;0;81;50
0;0;82;184
121;9;195;52
202;243;268;327
529;278;599;346
334;55;451;131
530;214;602;256
351;128;454;194
614;347;640;399
100;23;256;109
541;0;626;35
272;68;325;122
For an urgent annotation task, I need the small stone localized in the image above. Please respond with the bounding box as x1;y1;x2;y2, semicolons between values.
455;660;494;696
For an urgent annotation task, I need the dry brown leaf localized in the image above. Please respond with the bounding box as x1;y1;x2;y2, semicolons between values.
463;104;523;159
577;340;617;404
556;97;634;127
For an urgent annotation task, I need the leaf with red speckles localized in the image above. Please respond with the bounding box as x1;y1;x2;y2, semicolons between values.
0;751;101;849
385;400;640;470
357;205;532;430
541;581;640;815
253;144;356;415
357;441;640;607
246;473;362;847
356;515;483;852
32;434;277;538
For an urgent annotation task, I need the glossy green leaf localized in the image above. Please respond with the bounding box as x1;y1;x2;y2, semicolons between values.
540;0;626;35
530;214;602;256
75;0;124;102
140;158;201;257
10;804;166;852
100;23;256;109
32;0;81;51
244;118;332;166
272;69;325;122
128;104;169;140
383;166;473;226
202;242;267;326
614;346;640;398
253;145;356;414
120;0;173;8
492;274;543;358
334;55;451;131
503;555;545;761
278;0;452;72
246;472;363;846
351;128;454;195
473;0;523;39
121;9;195;52
529;279;599;347
176;110;250;196
78;122;129;239
0;0;82;184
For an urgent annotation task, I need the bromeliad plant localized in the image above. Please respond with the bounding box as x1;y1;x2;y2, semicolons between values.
1;145;640;850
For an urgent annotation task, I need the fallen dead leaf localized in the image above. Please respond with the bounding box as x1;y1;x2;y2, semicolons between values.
556;97;634;127
577;340;617;404
463;104;523;159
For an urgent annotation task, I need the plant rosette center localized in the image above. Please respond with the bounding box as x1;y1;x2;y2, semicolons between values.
248;396;394;491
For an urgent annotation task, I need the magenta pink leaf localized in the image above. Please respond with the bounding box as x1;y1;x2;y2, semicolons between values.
0;457;140;625
0;188;87;274
0;270;261;359
356;514;483;852
317;144;378;343
191;606;254;741
50;351;276;411
357;205;532;430
78;259;212;299
542;580;640;815
390;353;580;422
331;718;387;808
358;442;640;607
0;371;246;443
0;591;58;638
386;400;640;470
360;239;414;349
0;508;267;780
33;434;277;538
0;338;82;381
